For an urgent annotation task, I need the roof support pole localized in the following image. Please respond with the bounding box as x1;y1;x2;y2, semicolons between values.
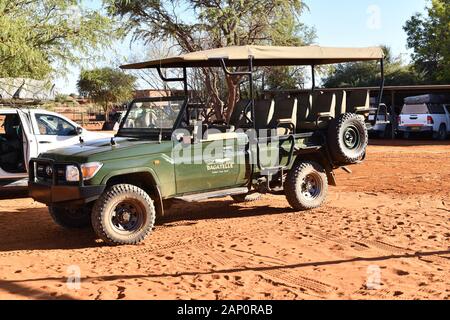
156;66;190;130
218;58;255;128
311;65;316;91
156;66;189;97
373;58;385;126
248;56;255;132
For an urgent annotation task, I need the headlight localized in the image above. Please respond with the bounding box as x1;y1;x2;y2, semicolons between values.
66;162;103;182
66;165;80;182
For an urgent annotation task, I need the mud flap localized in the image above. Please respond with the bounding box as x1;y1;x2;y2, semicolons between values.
154;185;165;217
327;170;337;186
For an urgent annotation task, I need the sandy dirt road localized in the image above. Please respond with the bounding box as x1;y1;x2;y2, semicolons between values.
0;140;449;300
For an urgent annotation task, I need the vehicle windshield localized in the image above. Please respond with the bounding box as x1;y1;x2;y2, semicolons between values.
401;104;429;115
121;99;184;131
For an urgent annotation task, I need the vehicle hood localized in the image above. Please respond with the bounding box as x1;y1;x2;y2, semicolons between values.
83;130;113;140
39;137;164;162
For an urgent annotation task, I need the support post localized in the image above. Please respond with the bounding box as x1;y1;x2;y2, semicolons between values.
373;58;385;125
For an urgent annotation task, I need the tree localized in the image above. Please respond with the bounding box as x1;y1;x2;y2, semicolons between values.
105;0;314;122
77;68;136;120
0;0;117;80
322;46;424;88
404;0;450;84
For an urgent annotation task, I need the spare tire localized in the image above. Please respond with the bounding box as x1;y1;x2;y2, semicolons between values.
327;113;368;165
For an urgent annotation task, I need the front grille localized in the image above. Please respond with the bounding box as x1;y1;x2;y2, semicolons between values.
33;161;72;185
35;162;53;183
31;159;83;186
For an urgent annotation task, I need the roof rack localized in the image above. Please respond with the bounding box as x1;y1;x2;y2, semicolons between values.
404;94;450;104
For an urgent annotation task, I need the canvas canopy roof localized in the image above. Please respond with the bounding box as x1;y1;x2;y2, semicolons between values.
121;45;384;69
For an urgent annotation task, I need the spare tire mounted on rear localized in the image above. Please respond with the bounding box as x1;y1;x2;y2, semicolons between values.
327;113;368;165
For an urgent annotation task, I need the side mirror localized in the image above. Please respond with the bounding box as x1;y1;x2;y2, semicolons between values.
76;127;83;135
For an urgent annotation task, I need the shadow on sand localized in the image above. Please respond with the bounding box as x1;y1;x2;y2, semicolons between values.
2;249;448;300
0;197;293;252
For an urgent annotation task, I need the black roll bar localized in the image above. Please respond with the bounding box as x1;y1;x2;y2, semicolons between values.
218;57;256;129
154;66;189;130
372;58;385;126
156;66;188;97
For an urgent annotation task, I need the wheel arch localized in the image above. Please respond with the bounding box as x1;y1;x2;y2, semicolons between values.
101;169;164;217
290;151;337;186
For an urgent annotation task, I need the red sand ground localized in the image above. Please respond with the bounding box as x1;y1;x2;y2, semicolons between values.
0;140;449;300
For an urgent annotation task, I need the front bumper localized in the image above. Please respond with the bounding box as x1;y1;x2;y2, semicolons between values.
29;182;105;206
28;158;105;206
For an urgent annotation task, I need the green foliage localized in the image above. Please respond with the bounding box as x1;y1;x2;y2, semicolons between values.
264;66;307;90
55;94;69;103
0;0;117;79
323;46;424;88
105;0;315;119
404;0;450;83
77;68;136;115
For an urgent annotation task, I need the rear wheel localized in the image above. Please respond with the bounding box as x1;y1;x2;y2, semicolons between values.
328;113;368;165
48;205;92;229
433;124;447;141
91;184;156;245
284;161;328;211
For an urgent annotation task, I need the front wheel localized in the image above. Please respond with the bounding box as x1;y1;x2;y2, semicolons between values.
284;161;328;211
91;184;156;245
48;205;92;229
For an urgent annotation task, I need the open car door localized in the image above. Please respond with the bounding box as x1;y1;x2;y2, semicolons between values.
17;109;37;173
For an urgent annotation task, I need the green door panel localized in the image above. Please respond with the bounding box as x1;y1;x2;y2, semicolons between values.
174;133;248;194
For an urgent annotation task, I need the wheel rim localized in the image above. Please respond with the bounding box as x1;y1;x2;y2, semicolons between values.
111;199;145;233
343;126;360;149
301;173;321;200
440;127;446;138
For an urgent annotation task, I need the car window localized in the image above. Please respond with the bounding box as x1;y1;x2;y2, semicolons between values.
444;105;450;114
428;104;445;114
401;104;429;115
35;114;77;136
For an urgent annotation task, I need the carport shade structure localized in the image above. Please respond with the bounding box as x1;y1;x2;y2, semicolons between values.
120;45;385;128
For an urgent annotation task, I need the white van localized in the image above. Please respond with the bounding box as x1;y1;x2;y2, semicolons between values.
0;108;111;188
398;94;450;140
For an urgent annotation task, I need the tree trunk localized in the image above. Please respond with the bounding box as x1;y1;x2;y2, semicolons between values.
202;68;224;121
103;103;110;123
224;75;240;123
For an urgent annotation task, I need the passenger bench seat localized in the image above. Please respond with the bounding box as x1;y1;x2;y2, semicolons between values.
346;90;370;114
298;91;336;130
254;99;275;130
333;90;347;117
268;98;298;135
229;99;250;128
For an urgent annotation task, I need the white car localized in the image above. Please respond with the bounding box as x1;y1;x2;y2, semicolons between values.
0;108;111;188
398;94;450;140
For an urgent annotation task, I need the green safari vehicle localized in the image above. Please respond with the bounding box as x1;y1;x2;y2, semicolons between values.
29;46;386;245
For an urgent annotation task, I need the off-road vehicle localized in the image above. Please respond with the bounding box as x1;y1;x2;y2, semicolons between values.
398;94;450;140
29;46;385;245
